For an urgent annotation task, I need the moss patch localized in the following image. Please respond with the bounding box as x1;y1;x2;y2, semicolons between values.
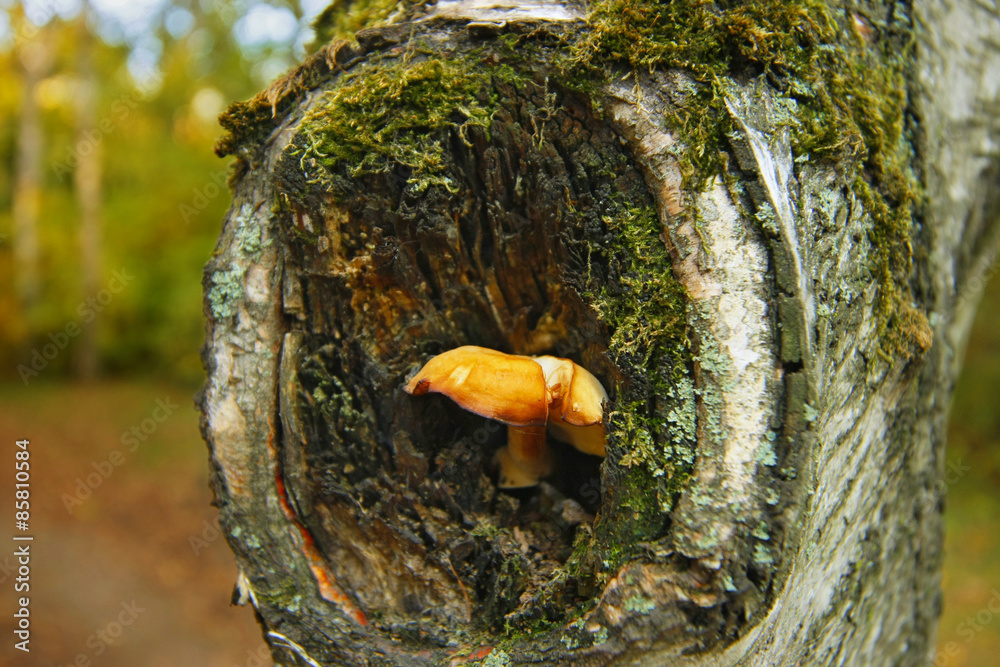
591;206;689;366
215;41;360;162
570;205;696;577
570;0;825;184
296;54;502;196
568;0;928;359
591;207;694;505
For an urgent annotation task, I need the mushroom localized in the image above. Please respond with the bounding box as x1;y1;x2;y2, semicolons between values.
533;355;608;457
404;345;608;488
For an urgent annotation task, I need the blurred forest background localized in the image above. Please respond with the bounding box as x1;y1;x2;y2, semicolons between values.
0;0;996;665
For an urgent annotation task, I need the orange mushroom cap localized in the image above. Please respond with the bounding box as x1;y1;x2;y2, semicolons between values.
405;346;610;472
403;346;548;426
533;356;608;427
534;355;608;457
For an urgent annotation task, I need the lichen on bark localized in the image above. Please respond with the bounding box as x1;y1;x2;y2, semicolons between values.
201;0;976;664
236;19;709;659
570;0;931;359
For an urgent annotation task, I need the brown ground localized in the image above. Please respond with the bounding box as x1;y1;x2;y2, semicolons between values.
0;380;267;667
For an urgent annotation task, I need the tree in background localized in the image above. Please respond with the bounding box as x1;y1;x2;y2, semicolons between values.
0;0;316;384
11;8;50;319
73;0;101;378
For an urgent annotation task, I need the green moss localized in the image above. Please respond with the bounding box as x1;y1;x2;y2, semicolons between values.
567;0;929;360
591;206;688;365
309;0;414;48
296;54;499;196
570;0;826;186
575;205;695;571
313;372;373;440
215;99;274;159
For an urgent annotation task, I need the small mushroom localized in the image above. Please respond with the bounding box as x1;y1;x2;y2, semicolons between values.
404;345;608;488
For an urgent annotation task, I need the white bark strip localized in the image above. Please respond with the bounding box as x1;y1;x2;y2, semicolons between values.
725;82;817;378
424;0;584;22
606;76;780;567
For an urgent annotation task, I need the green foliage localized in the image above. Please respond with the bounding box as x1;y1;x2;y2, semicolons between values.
0;5;261;384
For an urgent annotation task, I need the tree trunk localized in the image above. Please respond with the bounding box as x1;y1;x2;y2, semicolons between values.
199;1;1000;665
74;1;102;380
13;18;51;315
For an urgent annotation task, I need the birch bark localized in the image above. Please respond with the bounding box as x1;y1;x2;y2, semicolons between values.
200;1;1000;664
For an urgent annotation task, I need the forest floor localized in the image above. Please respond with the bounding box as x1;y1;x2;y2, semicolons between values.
0;289;996;667
0;380;266;667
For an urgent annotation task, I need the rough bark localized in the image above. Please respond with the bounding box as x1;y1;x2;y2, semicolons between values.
199;1;1000;665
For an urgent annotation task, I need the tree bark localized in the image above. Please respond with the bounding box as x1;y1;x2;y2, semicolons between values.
12;18;51;315
74;0;103;379
199;1;1000;665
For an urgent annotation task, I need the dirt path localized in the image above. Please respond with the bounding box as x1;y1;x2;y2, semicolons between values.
0;380;267;667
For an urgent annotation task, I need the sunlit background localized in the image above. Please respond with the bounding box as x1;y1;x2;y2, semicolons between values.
0;1;996;665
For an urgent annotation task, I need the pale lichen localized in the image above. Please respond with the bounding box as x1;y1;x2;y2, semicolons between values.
207;204;270;320
480;648;512;667
623;594;656;614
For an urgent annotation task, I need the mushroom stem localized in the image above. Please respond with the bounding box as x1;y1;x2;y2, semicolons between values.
495;425;553;488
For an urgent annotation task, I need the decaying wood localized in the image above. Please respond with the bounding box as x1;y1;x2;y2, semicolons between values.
200;1;1000;665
